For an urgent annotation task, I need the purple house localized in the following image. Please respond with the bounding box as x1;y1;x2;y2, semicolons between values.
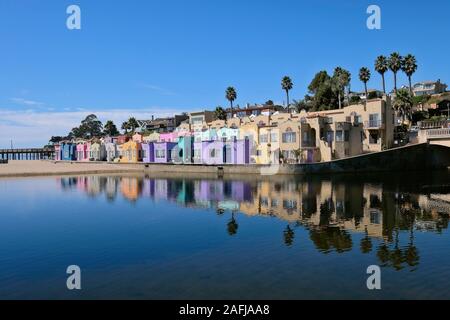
153;142;178;163
193;139;250;165
142;143;155;163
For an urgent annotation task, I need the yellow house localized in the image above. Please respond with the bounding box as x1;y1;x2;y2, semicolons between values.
238;122;260;164
143;132;160;143
258;125;280;165
119;140;142;163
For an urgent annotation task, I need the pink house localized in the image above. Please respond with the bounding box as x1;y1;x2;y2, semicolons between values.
159;132;178;143
132;133;144;143
54;144;61;161
76;142;90;161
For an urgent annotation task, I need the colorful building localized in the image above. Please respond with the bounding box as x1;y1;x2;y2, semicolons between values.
76;142;90;161
159;132;178;143
119;140;142;163
153;142;178;163
61;143;77;161
142;142;155;163
54;144;61;161
89;142;106;161
105;142;118;162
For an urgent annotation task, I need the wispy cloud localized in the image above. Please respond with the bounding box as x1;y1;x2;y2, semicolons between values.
139;84;176;96
10;98;45;107
0;107;186;148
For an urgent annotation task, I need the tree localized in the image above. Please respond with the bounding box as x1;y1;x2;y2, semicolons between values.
307;71;338;111
292;98;311;112
225;87;237;110
375;55;389;94
127;117;139;133
281;76;293;110
332;67;351;109
283;225;295;247
227;212;239;236
103;120;119;136
49;136;65;144
402;54;418;94
70;114;103;139
214;106;227;121
121;121;130;134
393;88;413;124
389;52;403;93
359;67;371;100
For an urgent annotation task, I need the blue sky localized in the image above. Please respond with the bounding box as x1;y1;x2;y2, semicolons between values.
1;0;449;147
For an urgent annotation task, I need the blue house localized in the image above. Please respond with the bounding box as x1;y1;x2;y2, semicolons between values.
61;143;77;161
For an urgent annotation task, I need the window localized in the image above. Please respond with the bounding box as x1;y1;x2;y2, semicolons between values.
369;131;379;144
210;149;219;158
259;134;268;143
326;131;334;143
260;197;269;207
302;132;309;143
191;116;204;124
156;149;166;158
282;128;296;143
369;114;380;127
270;133;278;142
336;130;344;142
370;211;381;224
344;130;350;142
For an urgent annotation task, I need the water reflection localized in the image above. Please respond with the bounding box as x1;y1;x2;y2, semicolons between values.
57;174;450;271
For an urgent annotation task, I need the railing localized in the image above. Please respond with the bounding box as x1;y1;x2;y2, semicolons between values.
364;120;383;128
419;120;450;129
427;128;450;138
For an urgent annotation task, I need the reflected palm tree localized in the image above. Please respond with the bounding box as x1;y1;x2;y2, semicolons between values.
360;227;373;254
227;212;239;236
283;225;295;247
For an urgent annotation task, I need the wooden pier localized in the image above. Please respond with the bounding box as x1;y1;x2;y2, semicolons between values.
0;148;54;160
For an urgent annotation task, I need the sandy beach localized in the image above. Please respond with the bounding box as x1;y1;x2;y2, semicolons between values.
0;160;144;178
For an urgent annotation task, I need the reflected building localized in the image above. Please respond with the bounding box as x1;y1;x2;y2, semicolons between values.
58;174;450;269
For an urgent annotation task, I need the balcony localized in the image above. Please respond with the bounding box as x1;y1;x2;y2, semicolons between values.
364;120;383;129
427;128;450;139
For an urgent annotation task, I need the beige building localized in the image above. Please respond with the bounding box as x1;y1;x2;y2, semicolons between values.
175;97;393;164
307;97;394;153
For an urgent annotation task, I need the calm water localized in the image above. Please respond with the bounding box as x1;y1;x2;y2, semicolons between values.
1;172;450;299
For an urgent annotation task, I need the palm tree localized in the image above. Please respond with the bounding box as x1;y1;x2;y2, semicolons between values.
283;225;295;247
225;87;237;110
127;117;139;133
332;67;351;109
375;55;389;94
281;76;293;110
214;106;227;121
401;54;418;94
359;67;371;99
121;121;130;134
393;88;413;125
103;120;119;136
227;212;239;236
388;52;402;93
